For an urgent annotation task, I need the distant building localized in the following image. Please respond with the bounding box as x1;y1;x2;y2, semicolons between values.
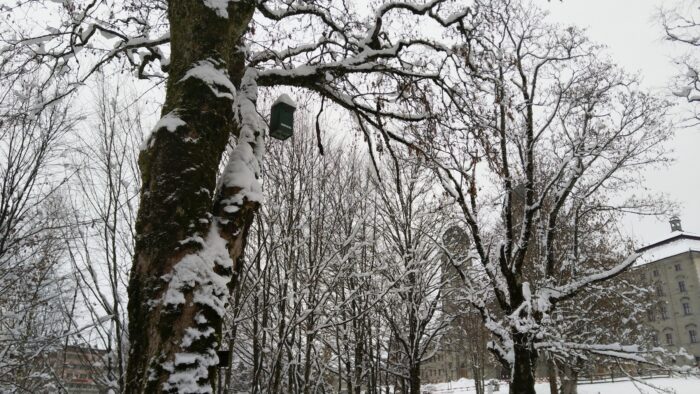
634;217;700;366
420;226;503;384
44;345;108;394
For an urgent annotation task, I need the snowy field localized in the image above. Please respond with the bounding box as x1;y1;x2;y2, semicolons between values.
423;377;700;394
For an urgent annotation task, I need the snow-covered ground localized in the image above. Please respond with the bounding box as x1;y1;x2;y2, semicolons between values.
423;377;700;394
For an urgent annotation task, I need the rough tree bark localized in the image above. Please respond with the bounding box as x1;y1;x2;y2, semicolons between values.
559;362;579;394
125;1;257;392
510;335;538;394
408;362;421;394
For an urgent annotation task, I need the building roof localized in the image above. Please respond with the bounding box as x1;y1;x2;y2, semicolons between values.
634;231;700;267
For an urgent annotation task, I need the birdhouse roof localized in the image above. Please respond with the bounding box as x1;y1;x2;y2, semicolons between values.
273;94;297;108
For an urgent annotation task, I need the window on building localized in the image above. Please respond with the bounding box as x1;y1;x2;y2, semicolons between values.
651;333;659;347
656;283;665;296
660;305;669;320
679;281;687;292
648;309;656;321
690;330;698;344
666;332;674;345
683;302;692;315
675;263;682;271
653;269;659;277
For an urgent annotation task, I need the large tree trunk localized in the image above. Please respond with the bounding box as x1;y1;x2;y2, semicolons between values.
125;1;257;392
509;336;537;394
409;362;421;394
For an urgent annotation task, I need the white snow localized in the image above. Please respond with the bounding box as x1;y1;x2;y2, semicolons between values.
154;113;187;132
180;58;236;100
160;225;232;392
141;111;187;150
181;326;215;347
674;86;693;98
162;349;219;393
218;68;265;209
273;93;297;108
635;232;700;267
203;0;231;18
422;377;700;394
162;225;233;317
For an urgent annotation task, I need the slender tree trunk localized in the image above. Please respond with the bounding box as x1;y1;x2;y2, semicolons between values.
409;362;421;394
472;357;483;394
547;354;559;394
509;336;537;394
125;1;257;392
303;326;315;394
353;316;364;394
559;364;578;394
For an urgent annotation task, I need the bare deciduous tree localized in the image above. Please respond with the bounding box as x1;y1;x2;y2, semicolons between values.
2;1;475;389
661;0;700;122
423;2;674;393
0;72;77;392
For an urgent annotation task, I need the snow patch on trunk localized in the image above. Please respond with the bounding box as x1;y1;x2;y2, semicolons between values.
162;349;219;393
162;225;233;317
180;58;236;100
141;110;186;151
203;0;231;18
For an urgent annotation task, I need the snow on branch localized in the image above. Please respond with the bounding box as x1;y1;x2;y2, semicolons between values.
250;0;475;147
217;68;266;214
536;342;649;363
534;252;641;312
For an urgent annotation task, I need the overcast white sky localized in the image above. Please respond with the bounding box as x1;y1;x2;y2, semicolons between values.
542;0;700;246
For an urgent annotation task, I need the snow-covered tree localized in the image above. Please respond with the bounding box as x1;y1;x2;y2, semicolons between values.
2;0;476;390
3;1;687;393
0;77;77;392
373;155;451;394
661;0;700;122
421;2;675;393
222;122;387;393
62;74;148;392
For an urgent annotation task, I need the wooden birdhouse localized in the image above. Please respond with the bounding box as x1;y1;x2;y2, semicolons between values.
270;94;296;140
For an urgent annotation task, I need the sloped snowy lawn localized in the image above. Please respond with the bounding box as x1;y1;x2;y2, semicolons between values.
422;377;700;393
571;378;700;394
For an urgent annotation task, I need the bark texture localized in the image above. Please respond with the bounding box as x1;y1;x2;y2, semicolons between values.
559;364;578;394
509;336;537;394
125;1;256;392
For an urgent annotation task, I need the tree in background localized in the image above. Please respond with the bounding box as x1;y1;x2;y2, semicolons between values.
1;1;475;390
63;74;147;392
661;0;700;123
374;154;451;394
422;1;674;393
0;1;688;393
227;122;380;394
0;71;78;391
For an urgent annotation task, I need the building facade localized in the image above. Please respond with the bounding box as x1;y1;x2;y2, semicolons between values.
634;217;700;365
420;226;503;384
43;345;108;394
